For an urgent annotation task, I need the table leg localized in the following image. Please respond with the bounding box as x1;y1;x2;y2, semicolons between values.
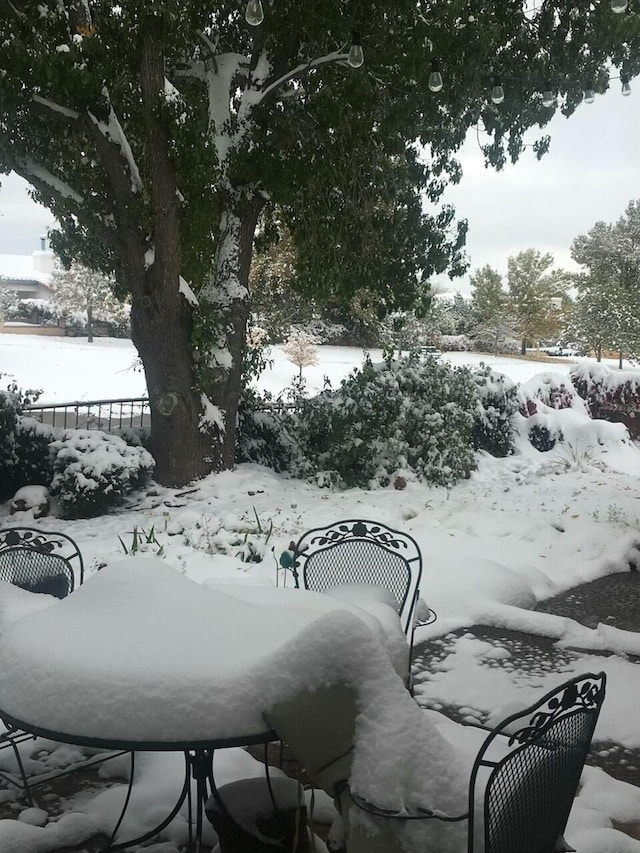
102;753;191;851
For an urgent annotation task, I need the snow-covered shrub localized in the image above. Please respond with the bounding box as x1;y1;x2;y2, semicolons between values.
49;430;155;518
295;354;478;488
570;363;640;437
528;422;560;452
518;372;586;416
11;417;56;493
440;334;472;352
236;389;304;473
471;364;518;457
0;383;54;499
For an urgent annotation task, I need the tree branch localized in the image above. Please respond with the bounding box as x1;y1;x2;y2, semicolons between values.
32;94;80;120
256;50;350;106
13;158;84;204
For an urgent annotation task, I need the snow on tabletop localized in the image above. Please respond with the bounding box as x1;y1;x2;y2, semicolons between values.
0;581;57;632
0;559;403;741
0;558;468;825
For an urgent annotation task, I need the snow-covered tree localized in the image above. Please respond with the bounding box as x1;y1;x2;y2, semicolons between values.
282;329;320;379
51;263;128;342
1;4;638;485
0;288;19;323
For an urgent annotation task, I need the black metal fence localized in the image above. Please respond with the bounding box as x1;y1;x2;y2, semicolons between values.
24;397;151;432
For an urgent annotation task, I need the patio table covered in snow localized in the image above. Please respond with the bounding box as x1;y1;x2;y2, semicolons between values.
0;556;410;849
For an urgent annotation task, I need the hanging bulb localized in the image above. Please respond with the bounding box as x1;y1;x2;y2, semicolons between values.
621;74;631;96
541;82;555;107
491;77;505;104
583;86;595;104
428;59;443;93
611;0;628;12
348;32;364;68
245;0;264;26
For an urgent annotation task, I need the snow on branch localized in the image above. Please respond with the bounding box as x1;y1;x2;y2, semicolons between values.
88;88;144;193
18;158;84;204
32;94;80;119
256;50;349;105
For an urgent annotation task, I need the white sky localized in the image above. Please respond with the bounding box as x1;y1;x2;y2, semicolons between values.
0;86;638;294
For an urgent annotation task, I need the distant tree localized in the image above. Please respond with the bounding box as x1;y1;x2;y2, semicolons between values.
470;265;509;324
571;200;640;365
449;292;475;335
469;265;516;353
51;264;128;343
572;200;640;294
506;250;567;355
282;329;320;380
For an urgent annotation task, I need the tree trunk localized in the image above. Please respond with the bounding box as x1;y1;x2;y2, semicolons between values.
521;339;526;356
203;190;265;470
596;345;601;362
87;305;94;343
131;27;216;487
619;350;623;370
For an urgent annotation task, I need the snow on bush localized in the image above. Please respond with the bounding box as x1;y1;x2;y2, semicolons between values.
514;369;633;457
570;363;640;439
0;383;56;499
440;334;472;352
49;430;155;518
471;364;518;457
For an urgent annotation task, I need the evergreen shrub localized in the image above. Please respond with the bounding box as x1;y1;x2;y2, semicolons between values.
0;383;55;499
49;430;155;518
472;364;518;457
240;355;481;488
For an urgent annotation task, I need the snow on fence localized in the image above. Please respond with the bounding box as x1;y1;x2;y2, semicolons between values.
24;397;151;432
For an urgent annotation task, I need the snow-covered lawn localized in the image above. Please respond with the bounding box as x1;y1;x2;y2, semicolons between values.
2;334;640;852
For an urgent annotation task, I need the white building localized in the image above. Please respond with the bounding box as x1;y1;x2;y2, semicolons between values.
0;237;55;300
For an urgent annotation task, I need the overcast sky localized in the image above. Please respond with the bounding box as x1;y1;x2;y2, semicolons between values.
0;85;638;295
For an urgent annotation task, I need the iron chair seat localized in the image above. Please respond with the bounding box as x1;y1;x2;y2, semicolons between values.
349;671;606;853
0;547;74;598
289;519;433;687
0;526;84;587
0;526;87;804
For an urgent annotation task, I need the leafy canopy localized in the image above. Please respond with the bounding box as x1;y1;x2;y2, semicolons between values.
0;2;638;312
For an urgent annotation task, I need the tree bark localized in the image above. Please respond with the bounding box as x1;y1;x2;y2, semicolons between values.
521;339;526;356
204;190;265;470
87;305;94;343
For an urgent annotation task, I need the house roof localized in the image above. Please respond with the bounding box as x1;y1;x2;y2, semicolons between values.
0;253;53;288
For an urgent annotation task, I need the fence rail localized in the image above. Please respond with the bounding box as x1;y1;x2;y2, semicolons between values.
24;397;151;432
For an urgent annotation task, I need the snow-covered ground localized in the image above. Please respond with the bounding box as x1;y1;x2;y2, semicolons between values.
2;334;640;853
0;331;635;403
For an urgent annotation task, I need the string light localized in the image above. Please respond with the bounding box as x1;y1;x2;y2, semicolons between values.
611;0;628;12
621;73;631;95
490;77;505;104
245;0;264;27
428;60;444;92
348;32;364;68
583;85;595;104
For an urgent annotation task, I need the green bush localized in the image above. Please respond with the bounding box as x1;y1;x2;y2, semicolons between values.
472;364;518;457
49;430;155;518
0;383;54;499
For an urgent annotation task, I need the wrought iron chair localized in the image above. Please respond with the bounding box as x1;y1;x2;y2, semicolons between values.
0;526;86;803
0;526;84;594
349;671;607;853
287;519;435;685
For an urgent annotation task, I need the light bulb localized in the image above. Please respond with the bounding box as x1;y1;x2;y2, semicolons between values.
583;88;595;104
541;83;555;107
611;0;628;12
245;0;264;26
621;75;631;96
491;77;504;104
428;60;443;93
348;32;364;68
